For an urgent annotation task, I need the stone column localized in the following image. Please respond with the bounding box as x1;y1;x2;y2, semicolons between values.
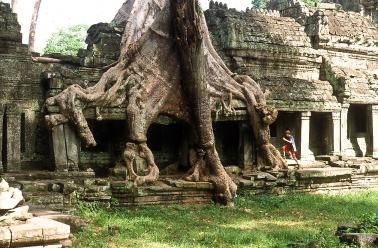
64;123;80;171
0;104;5;173
370;105;378;158
5;104;21;172
340;103;350;156
238;121;253;168
331;111;341;155
51;124;68;171
299;111;314;161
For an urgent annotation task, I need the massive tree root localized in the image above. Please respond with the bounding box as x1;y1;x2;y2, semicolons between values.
44;0;286;206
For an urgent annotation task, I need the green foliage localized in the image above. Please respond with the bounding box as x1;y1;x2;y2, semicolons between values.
302;0;321;7
43;24;89;56
251;0;266;9
357;213;378;233
72;191;378;247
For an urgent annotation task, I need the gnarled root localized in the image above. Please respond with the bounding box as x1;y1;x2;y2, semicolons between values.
183;146;237;207
123;142;159;186
255;103;278;125
45;114;69;131
258;144;288;171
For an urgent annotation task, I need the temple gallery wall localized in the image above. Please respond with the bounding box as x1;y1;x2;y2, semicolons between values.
2;0;378;173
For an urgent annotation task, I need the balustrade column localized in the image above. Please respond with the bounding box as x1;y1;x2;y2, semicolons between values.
331;111;341;155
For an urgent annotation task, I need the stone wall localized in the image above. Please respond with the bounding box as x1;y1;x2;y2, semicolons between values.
0;3;47;172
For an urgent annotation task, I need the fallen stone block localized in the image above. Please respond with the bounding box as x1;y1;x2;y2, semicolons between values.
339;233;378;247
40;214;86;231
0;205;33;226
336;223;359;236
27;217;70;243
0;226;11;248
9;223;43;247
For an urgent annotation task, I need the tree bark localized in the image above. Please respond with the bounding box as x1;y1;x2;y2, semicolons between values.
29;0;42;52
43;0;286;206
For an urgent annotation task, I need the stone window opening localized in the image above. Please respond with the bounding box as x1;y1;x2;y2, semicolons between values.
21;113;26;153
269;120;277;137
2;114;6;168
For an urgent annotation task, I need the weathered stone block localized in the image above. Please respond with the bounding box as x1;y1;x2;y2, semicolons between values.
27;217;70;242
60;239;72;248
41;214;86;231
297;168;353;179
133;156;148;175
9;223;43;247
316;155;339;162
339;233;378;247
20;181;49;192
196;182;212;189
62;183;84;195
0;226;11;248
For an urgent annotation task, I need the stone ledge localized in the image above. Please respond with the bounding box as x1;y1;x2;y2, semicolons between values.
297;168;353;179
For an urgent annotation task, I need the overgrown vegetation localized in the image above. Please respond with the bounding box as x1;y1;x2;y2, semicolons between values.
42;24;89;55
357;212;378;234
72;190;378;247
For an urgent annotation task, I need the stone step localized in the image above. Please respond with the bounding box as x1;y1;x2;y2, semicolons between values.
297;168;354;179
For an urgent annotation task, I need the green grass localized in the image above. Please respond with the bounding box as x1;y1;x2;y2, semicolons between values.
72;190;378;248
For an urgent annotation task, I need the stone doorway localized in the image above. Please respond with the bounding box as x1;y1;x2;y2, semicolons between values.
213;121;240;166
310;112;329;156
348;104;368;157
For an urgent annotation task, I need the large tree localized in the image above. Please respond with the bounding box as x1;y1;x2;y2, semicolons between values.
28;0;42;52
44;0;286;206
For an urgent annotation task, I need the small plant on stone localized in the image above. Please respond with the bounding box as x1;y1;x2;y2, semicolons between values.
109;22;120;28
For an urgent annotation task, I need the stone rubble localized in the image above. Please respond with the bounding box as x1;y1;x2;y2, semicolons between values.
0;179;71;248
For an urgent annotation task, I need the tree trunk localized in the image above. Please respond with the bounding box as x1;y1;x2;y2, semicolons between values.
43;0;286;207
29;0;42;52
170;0;237;206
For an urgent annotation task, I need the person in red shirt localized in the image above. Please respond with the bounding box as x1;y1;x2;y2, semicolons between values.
282;130;301;169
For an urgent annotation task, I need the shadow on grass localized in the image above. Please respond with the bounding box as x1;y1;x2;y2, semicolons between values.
73;190;378;248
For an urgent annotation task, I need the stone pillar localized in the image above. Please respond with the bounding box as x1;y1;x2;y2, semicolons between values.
51;124;68;171
238;121;253;168
64;123;80;171
50;123;81;172
0;104;5;173
299;111;314;161
5;104;21;172
331;111;341;155
370;105;378;158
340;103;350;156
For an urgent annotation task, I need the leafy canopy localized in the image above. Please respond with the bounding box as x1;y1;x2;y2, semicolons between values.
43;24;89;56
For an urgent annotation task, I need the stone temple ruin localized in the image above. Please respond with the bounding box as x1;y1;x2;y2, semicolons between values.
1;0;378;214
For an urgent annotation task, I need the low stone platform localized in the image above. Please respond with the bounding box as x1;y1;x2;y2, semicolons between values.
0;157;378;210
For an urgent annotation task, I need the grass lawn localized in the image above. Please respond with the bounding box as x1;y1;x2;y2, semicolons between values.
72;190;378;247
